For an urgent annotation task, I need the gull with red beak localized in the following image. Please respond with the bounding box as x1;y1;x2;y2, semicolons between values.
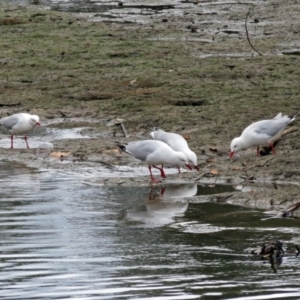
117;140;192;183
0;113;41;149
229;112;297;158
150;128;199;172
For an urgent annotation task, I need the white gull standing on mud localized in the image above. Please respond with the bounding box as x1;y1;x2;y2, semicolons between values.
150;128;199;171
229;112;297;158
0;113;40;149
116;140;192;183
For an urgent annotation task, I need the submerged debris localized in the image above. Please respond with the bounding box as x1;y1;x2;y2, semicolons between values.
249;240;284;273
249;241;300;273
250;240;284;257
296;245;300;258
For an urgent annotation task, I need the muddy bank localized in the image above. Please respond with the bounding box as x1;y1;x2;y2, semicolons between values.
0;1;299;212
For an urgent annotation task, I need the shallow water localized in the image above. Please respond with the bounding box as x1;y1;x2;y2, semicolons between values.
0;161;300;300
0;126;88;149
7;0;189;24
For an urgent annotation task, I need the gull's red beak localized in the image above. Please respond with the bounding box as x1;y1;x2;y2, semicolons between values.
186;164;192;170
229;151;235;159
194;165;200;171
36;122;41;126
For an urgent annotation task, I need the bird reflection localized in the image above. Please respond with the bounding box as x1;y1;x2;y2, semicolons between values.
159;183;197;199
123;184;197;228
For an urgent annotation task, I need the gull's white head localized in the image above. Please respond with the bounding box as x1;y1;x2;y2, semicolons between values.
229;137;243;158
175;152;192;170
185;150;199;171
30;115;41;127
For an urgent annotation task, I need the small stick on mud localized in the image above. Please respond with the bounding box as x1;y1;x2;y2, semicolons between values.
245;8;263;56
0;102;21;107
107;119;129;137
281;126;298;137
120;123;128;137
194;171;210;182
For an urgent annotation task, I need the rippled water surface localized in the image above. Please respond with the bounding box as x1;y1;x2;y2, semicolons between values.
0;161;300;300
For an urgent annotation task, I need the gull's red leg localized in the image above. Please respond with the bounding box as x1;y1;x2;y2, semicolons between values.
256;146;260;156
160;165;166;178
159;164;166;178
177;166;181;173
152;165;166;178
148;165;161;183
269;143;276;154
24;135;30;149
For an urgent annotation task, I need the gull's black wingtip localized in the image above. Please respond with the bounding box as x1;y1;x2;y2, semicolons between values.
115;142;133;155
289;111;299;122
115;142;126;152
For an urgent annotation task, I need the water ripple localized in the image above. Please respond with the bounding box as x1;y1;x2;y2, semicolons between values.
0;161;299;299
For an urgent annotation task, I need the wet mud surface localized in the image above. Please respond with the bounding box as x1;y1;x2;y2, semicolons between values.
0;1;300;214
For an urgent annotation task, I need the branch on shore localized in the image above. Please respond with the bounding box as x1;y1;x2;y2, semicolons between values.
245;8;263;56
259;127;298;156
0;102;21;107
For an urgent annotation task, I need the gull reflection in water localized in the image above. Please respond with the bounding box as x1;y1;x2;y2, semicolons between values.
123;184;197;228
159;183;198;199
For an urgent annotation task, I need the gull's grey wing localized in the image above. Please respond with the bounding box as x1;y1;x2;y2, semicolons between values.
157;134;175;148
127;141;158;162
150;128;165;140
246;118;291;139
157;132;188;150
150;129;185;150
0;115;19;130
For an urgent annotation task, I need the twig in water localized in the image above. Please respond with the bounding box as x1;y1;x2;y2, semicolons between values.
209;174;219;187
194;172;210;182
245;8;263;56
282;201;300;218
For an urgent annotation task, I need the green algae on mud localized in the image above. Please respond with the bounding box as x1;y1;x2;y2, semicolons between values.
0;2;299;212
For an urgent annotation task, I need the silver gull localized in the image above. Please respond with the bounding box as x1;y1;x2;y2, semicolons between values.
150;128;199;171
230;112;297;158
117;140;191;183
0;113;40;149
